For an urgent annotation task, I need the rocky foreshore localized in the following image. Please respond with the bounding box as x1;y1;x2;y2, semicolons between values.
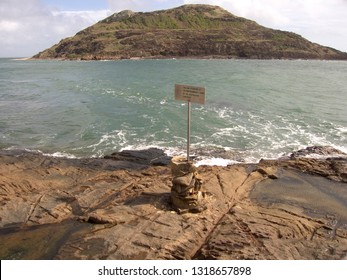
0;146;346;260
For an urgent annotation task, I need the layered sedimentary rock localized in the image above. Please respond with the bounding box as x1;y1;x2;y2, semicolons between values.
0;147;346;260
170;157;206;213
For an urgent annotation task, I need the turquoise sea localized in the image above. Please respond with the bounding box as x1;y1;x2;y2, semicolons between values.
0;58;346;165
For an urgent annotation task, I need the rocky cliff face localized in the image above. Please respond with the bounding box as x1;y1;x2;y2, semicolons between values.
33;4;347;60
0;147;347;260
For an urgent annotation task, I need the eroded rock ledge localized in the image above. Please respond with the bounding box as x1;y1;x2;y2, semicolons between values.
0;146;346;260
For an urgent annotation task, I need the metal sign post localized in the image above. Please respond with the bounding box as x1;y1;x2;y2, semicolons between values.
174;84;205;162
187;101;191;161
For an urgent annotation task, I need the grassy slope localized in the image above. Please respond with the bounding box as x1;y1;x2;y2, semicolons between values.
33;5;347;60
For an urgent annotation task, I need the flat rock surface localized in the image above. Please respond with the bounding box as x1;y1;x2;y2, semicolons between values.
0;148;346;260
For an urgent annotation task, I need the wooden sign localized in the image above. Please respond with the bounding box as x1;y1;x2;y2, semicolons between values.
175;84;205;105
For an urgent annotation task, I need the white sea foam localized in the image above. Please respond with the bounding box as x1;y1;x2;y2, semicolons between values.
4;147;79;159
195;157;236;167
42;152;78;159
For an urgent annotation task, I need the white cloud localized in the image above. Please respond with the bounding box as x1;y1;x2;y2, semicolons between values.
0;0;109;57
0;20;21;32
107;0;183;12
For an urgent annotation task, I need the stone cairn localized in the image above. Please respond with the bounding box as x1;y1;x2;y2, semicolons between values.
170;156;207;213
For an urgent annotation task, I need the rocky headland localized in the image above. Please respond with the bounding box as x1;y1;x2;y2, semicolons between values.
33;5;347;60
0;146;346;260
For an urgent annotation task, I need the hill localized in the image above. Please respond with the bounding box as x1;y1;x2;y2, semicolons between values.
33;4;347;60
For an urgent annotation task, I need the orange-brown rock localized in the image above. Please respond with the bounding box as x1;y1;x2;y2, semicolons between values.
0;148;346;260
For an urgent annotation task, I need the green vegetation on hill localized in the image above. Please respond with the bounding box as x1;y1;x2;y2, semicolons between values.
33;4;347;60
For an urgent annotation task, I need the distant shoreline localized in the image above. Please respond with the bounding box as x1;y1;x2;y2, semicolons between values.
26;55;347;62
12;57;31;61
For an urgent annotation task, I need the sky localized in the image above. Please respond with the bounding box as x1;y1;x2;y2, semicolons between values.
1;0;347;57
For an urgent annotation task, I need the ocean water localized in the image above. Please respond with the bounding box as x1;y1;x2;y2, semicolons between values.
0;58;346;165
